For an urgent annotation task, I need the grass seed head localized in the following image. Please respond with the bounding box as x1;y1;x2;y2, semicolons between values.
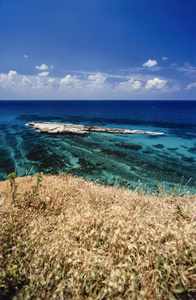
0;174;195;299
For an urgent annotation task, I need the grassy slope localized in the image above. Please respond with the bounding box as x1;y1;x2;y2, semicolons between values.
0;174;196;299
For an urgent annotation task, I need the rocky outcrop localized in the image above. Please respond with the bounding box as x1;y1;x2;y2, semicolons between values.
28;122;165;136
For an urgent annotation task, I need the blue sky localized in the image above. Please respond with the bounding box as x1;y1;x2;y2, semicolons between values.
0;0;195;100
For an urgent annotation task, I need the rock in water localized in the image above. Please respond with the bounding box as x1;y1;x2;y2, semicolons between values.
28;122;165;136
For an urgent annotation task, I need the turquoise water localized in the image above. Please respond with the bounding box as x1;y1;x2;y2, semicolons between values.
0;100;196;194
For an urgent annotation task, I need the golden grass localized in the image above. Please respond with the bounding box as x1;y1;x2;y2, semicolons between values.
0;174;196;299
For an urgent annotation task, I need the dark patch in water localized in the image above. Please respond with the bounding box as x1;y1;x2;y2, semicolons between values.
77;158;97;176
166;168;173;173
167;147;178;151
120;143;142;151
169;128;196;140
26;142;69;174
181;157;195;163
188;146;196;154
153;144;165;149
142;150;151;154
146;162;158;171
27;145;48;162
96;163;103;167
101;148;127;159
0;156;15;177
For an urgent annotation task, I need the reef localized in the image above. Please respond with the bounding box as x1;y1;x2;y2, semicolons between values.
28;122;165;136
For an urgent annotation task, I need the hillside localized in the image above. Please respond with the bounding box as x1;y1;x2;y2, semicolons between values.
0;173;196;299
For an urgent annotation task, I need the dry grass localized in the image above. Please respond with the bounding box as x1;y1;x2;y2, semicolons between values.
0;173;196;299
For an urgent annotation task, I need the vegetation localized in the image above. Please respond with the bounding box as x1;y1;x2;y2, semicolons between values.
7;172;17;206
0;173;196;299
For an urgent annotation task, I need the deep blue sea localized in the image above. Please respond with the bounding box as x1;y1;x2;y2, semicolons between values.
0;100;196;194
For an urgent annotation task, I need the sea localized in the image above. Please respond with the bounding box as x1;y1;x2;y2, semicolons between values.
0;100;196;194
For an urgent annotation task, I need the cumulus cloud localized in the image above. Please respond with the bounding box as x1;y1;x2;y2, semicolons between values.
116;78;142;91
37;71;49;77
88;72;106;83
35;64;48;70
60;74;82;89
162;56;169;60
87;72;107;89
60;75;73;85
8;70;17;80
21;76;31;86
0;70;55;92
0;68;187;100
185;82;196;90
32;77;45;89
145;77;167;89
0;70;18;87
143;59;157;68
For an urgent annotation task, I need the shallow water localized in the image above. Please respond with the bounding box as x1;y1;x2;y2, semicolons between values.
0;100;196;194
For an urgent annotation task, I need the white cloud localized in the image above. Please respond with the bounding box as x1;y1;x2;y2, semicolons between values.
116;78;142;91
60;72;107;92
35;64;48;70
21;76;31;86
178;63;196;77
24;55;28;58
143;59;157;68
87;72;107;89
145;77;167;89
0;74;6;83
185;82;196;90
162;56;169;60
171;84;181;92
37;71;49;77
88;72;106;83
33;77;44;89
164;84;181;93
60;74;82;89
60;74;73;85
0;70;18;87
0;68;189;100
8;70;17;80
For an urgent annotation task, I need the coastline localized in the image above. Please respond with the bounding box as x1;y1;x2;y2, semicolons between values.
0;100;196;193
